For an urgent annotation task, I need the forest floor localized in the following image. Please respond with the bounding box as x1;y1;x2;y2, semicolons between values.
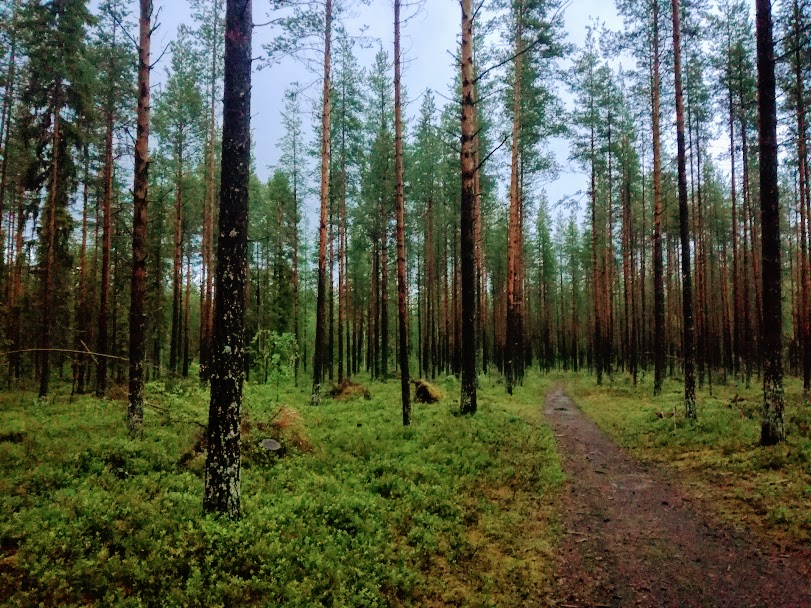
546;383;811;608
0;371;564;607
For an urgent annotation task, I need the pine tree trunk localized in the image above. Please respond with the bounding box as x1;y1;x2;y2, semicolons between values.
672;0;696;418
460;0;477;414
39;95;61;398
170;147;184;373
0;0;18;286
756;0;784;445
394;0;411;424
505;3;524;395
312;0;332;405
204;0;252;518
96;105;114;397
127;0;151;434
652;0;666;396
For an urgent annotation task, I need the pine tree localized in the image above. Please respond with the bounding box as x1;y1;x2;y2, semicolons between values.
204;0;252;519
20;0;93;397
127;0;152;436
756;0;784;445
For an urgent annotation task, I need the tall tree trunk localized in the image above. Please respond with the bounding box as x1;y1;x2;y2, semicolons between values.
460;0;477;414
394;0;411;424
505;2;524;395
312;0;332;405
672;0;696;418
183;250;191;377
170;144;184;373
652;0;666;396
292;135;300;386
39;95;61;398
200;3;220;383
204;0;251;518
128;0;151;435
756;0;784;445
0;0;18;283
96;100;115;396
590;89;602;385
75;147;91;394
792;0;811;396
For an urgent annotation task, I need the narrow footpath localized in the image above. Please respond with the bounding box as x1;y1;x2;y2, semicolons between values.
545;386;811;608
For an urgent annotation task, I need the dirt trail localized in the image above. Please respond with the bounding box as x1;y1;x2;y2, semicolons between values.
545;385;811;608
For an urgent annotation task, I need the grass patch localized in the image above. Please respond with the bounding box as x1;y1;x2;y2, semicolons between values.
565;372;811;545
0;372;562;607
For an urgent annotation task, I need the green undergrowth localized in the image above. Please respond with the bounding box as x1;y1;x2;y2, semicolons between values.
0;371;562;607
565;372;811;545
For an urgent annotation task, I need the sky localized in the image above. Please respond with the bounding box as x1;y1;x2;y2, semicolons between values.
148;0;751;223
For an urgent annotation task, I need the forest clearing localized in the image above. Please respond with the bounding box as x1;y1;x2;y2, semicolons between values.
2;0;811;604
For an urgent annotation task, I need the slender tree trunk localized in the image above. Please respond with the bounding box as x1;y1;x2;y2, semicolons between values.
312;0;332;405
756;0;784;445
97;102;115;396
292;139;300;386
590;89;602;385
0;1;18;282
393;0;411;424
672;0;696;418
505;2;524;395
39;95;61;398
652;0;665;396
204;0;252;518
170;143;184;373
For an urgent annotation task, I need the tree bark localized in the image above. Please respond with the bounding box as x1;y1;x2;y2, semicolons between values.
460;0;478;414
311;0;332;405
204;0;251;518
505;1;524;395
652;0;666;396
755;0;784;445
128;0;151;435
394;0;411;424
671;0;696;418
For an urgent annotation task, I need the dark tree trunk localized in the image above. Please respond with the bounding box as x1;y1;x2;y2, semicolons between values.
96;105;114;397
652;0;665;396
128;0;151;436
672;0;696;418
755;0;784;445
204;0;252;518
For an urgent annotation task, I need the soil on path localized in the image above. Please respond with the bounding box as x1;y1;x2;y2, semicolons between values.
545;385;811;608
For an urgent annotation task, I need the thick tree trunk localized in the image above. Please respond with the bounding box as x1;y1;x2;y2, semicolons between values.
756;0;784;445
204;0;252;518
672;0;696;418
460;0;477;414
128;0;151;435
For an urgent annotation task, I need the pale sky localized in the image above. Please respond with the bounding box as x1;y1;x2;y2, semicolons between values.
146;0;754;223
